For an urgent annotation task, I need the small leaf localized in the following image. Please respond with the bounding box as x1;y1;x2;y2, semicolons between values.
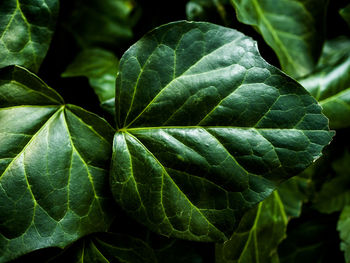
0;66;115;262
299;37;350;129
0;0;59;72
340;4;350;28
62;48;119;115
215;191;287;263
47;233;158;263
337;206;350;263
186;0;232;26
230;0;328;78
110;21;333;242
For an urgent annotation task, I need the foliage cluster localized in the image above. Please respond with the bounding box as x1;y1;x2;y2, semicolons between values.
1;0;350;262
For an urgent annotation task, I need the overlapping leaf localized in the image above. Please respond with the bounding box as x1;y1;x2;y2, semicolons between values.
0;66;115;262
186;0;231;25
62;48;119;115
47;233;157;263
110;21;333;242
278;210;343;263
312;150;350;214
215;191;287;263
299;37;350;129
64;0;138;49
0;0;59;72
230;0;328;78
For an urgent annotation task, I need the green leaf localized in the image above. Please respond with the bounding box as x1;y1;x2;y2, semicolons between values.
299;37;350;129
215;191;287;263
62;48;118;115
337;206;350;263
0;66;115;262
47;233;158;263
110;21;333;242
0;0;59;72
312;149;350;214
230;0;328;78
340;4;350;28
64;0;138;49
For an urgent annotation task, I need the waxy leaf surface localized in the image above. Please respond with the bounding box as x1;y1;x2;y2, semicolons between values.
0;0;59;72
0;66;115;262
110;21;333;242
299;37;350;129
230;0;327;78
215;191;287;263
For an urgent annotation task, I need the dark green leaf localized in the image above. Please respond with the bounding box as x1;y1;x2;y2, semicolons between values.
48;233;157;263
215;191;287;263
340;4;350;28
299;37;350;129
278;209;343;263
110;21;333;242
312;150;350;214
277;177;308;218
337;205;350;263
230;0;328;78
0;66;115;262
64;0;138;49
62;48;118;115
0;0;59;72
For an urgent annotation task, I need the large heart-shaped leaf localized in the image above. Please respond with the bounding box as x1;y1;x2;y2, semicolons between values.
0;66;115;262
0;0;59;72
299;37;350;129
230;0;328;78
110;21;333;242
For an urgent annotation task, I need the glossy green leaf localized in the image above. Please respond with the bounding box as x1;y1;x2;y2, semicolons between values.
299;37;350;129
337;205;350;263
47;233;157;263
0;66;115;262
64;0;138;48
110;21;333;242
340;4;350;28
230;0;328;78
0;0;59;72
215;191;287;263
62;48;118;115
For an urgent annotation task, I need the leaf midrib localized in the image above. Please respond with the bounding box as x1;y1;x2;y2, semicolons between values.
248;0;307;75
125;131;226;240
0;106;63;180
